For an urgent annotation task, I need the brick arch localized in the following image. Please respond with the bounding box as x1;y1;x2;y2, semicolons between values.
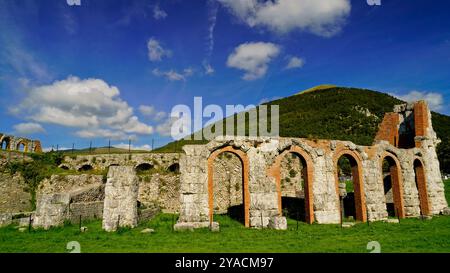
413;158;430;216
207;146;250;227
268;145;314;224
380;152;405;218
16;140;29;152
333;149;367;222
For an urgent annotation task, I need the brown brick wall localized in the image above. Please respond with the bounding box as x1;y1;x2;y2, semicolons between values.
414;101;429;148
374;113;400;146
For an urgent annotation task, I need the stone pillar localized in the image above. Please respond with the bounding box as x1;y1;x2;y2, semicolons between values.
247;146;280;228
312;152;340;224
102;166;139;232
400;153;420;217
362;154;388;221
174;146;211;231
33;193;70;229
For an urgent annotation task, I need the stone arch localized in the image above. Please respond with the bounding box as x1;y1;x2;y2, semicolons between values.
334;149;367;222
0;136;11;150
167;163;180;173
135;163;154;172
78;164;93;172
269;145;314;224
413;158;430;216
207;146;250;227
16;141;28;152
380;152;405;218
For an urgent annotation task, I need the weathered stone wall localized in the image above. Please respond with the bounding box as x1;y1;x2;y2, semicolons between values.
68;201;104;223
61;153;179;172
138;173;180;213
0;172;32;213
102;166;139;231
37;174;104;196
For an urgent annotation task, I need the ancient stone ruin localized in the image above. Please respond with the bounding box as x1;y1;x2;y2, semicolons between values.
174;101;448;230
1;100;447;233
0;134;42;153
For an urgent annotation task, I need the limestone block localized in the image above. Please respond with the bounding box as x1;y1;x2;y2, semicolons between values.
268;216;287;230
0;213;12;227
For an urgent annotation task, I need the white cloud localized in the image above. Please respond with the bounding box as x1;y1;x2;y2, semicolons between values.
152;68;194;81
227;42;280;80
13;122;45;135
139;105;167;121
393;91;444;112
113;143;152;151
218;0;351;37
153;4;167;20
285;56;305;69
147;38;172;62
12;76;153;140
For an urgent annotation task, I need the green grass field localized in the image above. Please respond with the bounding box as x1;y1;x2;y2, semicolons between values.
0;179;449;253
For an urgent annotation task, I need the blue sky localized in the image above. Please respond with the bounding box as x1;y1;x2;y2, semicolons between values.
1;0;449;150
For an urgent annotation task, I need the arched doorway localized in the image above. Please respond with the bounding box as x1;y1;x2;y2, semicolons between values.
335;151;366;222
135;163;154;174
208;146;250;227
381;153;405;218
413;159;430;216
168;163;180;173
270;146;314;224
0;137;10;150
16;142;27;152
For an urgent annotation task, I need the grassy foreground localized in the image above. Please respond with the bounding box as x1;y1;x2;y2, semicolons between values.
0;179;449;253
0;214;450;253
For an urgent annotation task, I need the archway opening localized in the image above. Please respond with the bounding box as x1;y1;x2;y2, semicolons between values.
17;142;26;152
135;163;154;174
168;163;180;173
381;155;404;218
212;152;245;225
413;159;430;216
336;153;365;222
1;138;10;150
337;156;355;220
78;164;93;172
280;152;307;222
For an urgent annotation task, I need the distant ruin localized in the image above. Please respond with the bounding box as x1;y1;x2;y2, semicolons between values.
0;134;42;153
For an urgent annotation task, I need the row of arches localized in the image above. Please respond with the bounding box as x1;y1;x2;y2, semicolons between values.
0;137;40;153
71;162;180;173
207;145;430;227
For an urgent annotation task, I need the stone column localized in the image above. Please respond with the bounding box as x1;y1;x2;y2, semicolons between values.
102;166;139;232
174;145;211;231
